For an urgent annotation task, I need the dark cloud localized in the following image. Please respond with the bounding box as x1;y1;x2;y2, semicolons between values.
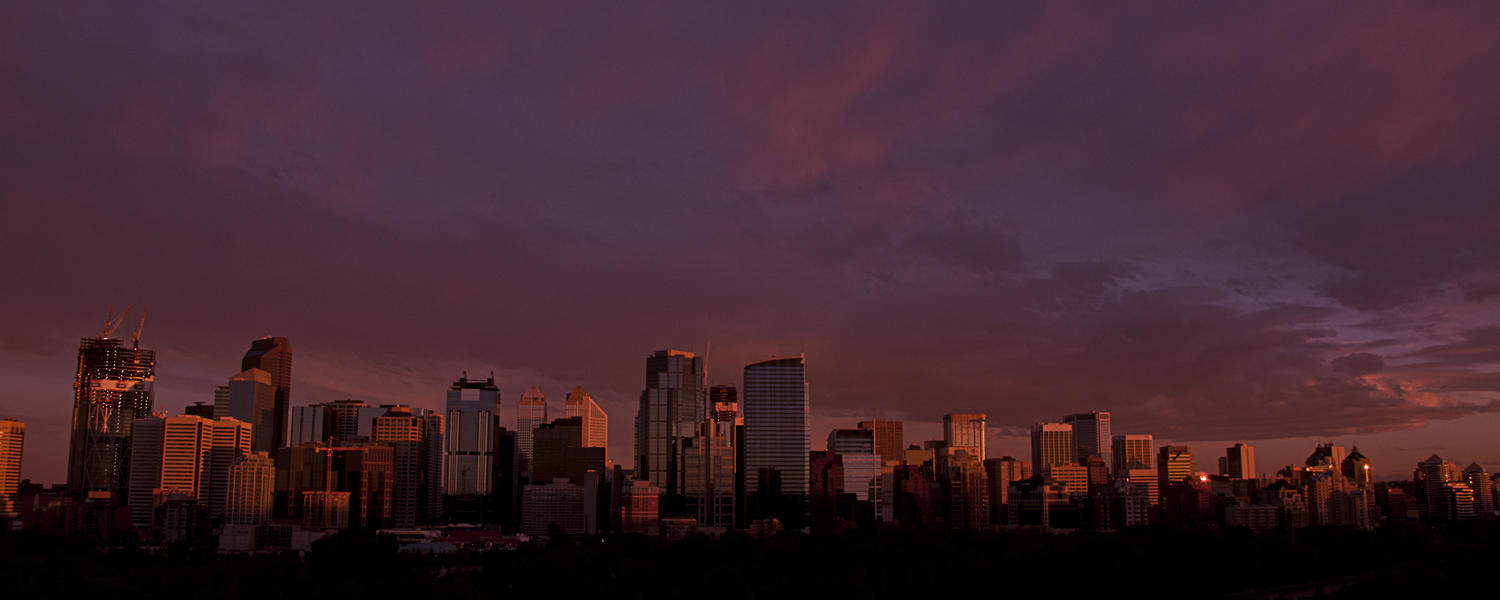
4;2;1500;480
1332;352;1385;376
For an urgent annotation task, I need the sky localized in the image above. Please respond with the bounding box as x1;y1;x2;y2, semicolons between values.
4;2;1500;483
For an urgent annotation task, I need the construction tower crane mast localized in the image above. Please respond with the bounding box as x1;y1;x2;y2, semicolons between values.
132;309;147;348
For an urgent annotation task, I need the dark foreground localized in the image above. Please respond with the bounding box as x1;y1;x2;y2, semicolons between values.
4;523;1498;598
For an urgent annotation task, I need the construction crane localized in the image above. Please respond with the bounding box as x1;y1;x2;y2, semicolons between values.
132;309;147;348
100;305;130;340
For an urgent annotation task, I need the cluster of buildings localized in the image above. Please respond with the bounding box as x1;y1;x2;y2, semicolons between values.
1;322;1497;550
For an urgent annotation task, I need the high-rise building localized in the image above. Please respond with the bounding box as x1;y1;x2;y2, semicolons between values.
225;451;274;525
742;356;810;523
1157;445;1194;489
373;405;443;526
1030;423;1073;471
622;478;661;534
532;417;605;484
206;418;253;515
68;334;156;499
517;386;548;466
1223;443;1255;479
0;419;22;518
856;419;904;467
521;479;586;536
445;373;501;496
1342;447;1372;484
636;350;707;515
1112;434;1154;475
705;396;738;528
828;428;875;455
127;414;250;527
288;405;325;447
564;386;608;451
240;337;292;450
1463;463;1494;517
983;456;1028;522
216;368;276;453
290;399;383;446
943;413;986;461
1062;411;1111;467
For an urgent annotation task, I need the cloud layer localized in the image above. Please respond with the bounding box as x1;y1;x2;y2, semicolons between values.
4;2;1500;479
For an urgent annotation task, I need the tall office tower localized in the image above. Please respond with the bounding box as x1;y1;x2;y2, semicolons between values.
216;368;277;453
1223;443;1256;479
288;405;326;447
742;356;811;523
373;405;443;526
1030;423;1074;472
1111;434;1154;475
983;456;1028;521
564;386;609;450
828;428;875;455
205;418;252;515
532;417;605;483
1342;447;1372;484
857;419;904;467
127;416;166;527
67;333;157;499
446;373;501;496
1305;443;1346;470
0;419;22;517
1062;411;1111;466
225;451;274;525
705;396;738;528
240;337;292;450
1157;445;1194;489
1463;463;1494;516
636;350;707;515
517;386;548;466
943;413;987;461
126;415;230;527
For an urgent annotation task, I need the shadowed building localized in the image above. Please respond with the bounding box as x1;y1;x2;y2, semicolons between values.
943;413;986;462
216;368;276;453
1157;445;1194;489
1063;411;1110;467
445;373;501;497
226;451;274;525
742;356;810;526
240;337;292;450
636;350;707;518
1222;443;1256;479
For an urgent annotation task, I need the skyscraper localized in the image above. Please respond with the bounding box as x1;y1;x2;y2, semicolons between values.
943;413;986;461
1464;463;1494;517
827;428;875;455
1030;423;1073;471
517;386;548;466
742;356;810;523
216;368;276;453
67;334;157;499
1111;434;1154;474
225;451;275;525
445;373;501;496
705;394;738;528
636;350;706;515
564;386;609;451
373;405;443;526
0;419;22;518
1062;411;1111;467
1223;443;1256;479
856;419;904;467
240;337;292;450
1157;445;1194;488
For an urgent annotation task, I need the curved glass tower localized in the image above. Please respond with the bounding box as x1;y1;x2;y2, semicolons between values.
742;356;809;523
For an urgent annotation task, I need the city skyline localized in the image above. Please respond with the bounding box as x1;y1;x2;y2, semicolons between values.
4;322;1498;484
5;3;1500;494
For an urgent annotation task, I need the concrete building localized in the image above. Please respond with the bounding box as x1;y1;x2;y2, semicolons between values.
521;479;586;536
0;419;21;518
1031;423;1073;471
856;419;904;468
445;373;501;496
564;386;608;451
517;386;548;468
226;451;274;525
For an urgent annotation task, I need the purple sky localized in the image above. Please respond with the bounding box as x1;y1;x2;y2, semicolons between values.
4;2;1500;482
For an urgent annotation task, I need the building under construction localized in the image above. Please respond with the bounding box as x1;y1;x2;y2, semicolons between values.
66;309;156;500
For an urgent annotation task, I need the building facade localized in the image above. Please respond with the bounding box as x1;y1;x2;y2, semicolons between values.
445;373;501;496
564;386;608;450
742;356;810;524
240;337;292;451
67;336;157;499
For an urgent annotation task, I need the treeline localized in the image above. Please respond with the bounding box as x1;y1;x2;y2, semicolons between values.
3;522;1498;598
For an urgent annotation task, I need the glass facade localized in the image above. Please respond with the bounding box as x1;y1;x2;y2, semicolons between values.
635;350;705;516
445;373;500;495
67;337;156;499
742;356;810;497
